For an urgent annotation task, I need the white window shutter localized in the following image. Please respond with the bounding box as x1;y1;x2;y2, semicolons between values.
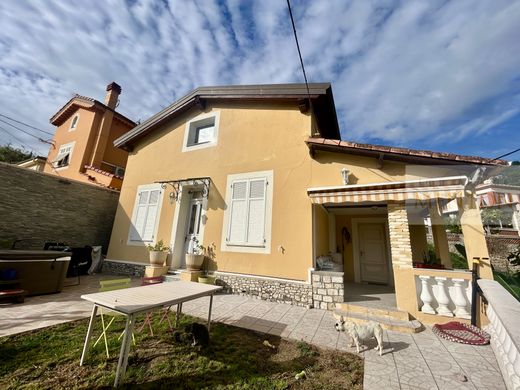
228;180;247;243
246;179;266;245
142;204;158;241
130;188;161;242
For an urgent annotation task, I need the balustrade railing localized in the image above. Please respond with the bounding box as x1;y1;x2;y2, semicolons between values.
415;270;472;319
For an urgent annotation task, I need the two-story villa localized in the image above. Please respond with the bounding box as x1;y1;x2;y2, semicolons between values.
44;82;136;190
106;83;508;329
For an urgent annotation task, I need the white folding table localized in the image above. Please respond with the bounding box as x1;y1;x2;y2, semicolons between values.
79;281;222;387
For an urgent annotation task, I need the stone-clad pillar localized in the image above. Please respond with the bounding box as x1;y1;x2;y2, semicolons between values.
387;202;418;314
387;202;413;269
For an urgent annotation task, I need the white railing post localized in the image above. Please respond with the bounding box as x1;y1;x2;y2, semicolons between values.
435;277;454;317
452;278;471;319
419;275;436;314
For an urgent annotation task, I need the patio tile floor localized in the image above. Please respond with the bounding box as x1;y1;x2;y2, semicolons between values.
0;275;506;389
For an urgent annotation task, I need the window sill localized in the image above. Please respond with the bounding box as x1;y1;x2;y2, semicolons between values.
226;243;266;249
182;141;217;153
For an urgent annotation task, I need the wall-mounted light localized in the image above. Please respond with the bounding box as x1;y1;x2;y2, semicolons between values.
341;168;350;185
169;192;175;204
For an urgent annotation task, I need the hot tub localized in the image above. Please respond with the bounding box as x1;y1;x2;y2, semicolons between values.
0;250;71;296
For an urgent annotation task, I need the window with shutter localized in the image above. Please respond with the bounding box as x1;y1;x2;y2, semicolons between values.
129;185;163;243
225;173;271;249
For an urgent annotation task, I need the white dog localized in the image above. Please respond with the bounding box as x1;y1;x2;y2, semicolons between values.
335;316;384;356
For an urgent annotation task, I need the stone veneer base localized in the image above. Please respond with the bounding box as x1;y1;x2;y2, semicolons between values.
215;272;313;308
100;262;345;311
102;260;146;277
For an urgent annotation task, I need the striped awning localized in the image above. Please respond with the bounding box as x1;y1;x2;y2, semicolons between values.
307;176;468;205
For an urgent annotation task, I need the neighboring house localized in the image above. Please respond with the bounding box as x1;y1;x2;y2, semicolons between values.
106;82;507;327
16;156;46;172
443;182;520;236
43;82;136;190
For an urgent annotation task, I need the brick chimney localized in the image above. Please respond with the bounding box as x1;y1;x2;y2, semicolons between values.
104;82;121;110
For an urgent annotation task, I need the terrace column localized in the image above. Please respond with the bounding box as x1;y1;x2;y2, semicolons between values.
429;202;452;268
457;193;493;279
387;202;418;314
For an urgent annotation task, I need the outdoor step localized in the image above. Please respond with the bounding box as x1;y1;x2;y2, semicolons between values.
333;309;423;334
338;303;410;321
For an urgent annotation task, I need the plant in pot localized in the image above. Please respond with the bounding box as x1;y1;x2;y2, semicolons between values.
147;240;169;267
185;238;205;271
414;244;445;269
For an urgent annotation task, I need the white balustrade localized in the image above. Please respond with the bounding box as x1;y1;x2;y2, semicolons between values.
418;276;436;314
415;272;472;318
435;277;454;317
452;278;471;319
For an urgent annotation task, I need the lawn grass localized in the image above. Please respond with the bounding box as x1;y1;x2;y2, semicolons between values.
0;313;363;389
493;271;520;302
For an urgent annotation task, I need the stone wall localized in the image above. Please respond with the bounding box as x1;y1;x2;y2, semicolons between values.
215;272;313;307
436;233;520;272
102;260;145;277
311;271;344;310
0;163;119;252
214;270;345;310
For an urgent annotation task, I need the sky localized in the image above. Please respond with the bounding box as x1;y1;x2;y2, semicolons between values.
0;0;519;159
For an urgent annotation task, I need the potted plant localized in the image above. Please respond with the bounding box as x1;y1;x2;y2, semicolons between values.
414;245;445;269
147;240;169;267
185;238;205;271
198;255;215;284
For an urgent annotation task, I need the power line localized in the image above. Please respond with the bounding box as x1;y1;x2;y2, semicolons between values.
0;125;35;151
0;113;54;136
286;0;317;134
491;147;520;162
0;118;54;146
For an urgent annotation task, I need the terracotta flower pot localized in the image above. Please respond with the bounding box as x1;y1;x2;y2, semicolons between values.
149;251;168;266
186;254;204;270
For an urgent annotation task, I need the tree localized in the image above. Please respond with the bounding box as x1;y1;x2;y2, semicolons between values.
0;144;33;164
480;208;504;234
491;162;520;186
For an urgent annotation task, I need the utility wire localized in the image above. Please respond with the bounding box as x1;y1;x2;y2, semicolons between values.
0;125;45;156
286;0;317;134
0;118;54;146
490;147;520;162
0;113;53;136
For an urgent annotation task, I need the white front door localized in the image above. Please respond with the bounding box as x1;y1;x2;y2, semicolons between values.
358;223;389;284
182;194;203;264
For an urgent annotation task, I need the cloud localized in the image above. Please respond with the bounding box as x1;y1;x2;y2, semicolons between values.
0;0;519;156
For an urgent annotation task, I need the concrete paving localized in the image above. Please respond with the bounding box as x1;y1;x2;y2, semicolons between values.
0;275;505;389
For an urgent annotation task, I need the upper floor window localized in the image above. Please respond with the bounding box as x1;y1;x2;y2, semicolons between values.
69;114;79;131
53;142;75;168
182;111;220;152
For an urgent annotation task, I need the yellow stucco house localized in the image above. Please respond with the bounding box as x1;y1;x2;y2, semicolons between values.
106;83;507;329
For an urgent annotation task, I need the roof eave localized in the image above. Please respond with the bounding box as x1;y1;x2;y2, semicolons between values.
306;138;509;167
114;83;339;149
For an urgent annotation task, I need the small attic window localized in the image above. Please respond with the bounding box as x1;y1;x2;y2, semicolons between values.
182;111;220;152
69;114;79;131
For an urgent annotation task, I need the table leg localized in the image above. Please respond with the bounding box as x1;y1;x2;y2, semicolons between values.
207;294;214;332
114;314;135;387
176;303;183;328
80;304;98;366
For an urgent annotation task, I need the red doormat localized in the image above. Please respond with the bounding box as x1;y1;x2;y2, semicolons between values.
432;321;490;345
